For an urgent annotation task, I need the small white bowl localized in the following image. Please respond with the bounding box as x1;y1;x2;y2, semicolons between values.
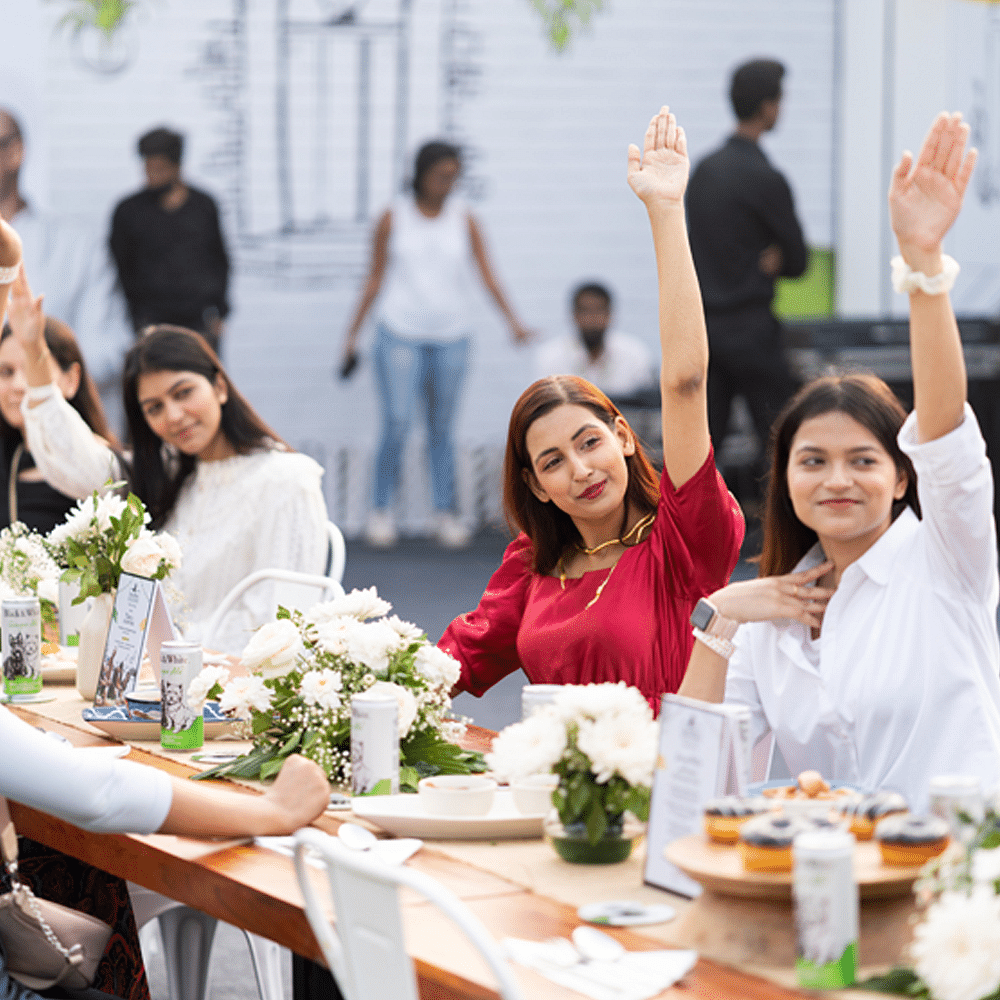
417;775;497;816
511;773;559;816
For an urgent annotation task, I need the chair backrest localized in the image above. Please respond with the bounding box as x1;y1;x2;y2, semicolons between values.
326;521;346;584
201;570;345;651
293;828;526;1000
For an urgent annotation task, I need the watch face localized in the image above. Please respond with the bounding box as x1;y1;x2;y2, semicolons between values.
691;599;715;632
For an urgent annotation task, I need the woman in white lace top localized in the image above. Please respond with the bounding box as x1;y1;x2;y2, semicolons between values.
7;268;329;651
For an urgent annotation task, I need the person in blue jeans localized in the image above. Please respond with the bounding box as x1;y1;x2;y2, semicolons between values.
340;141;531;548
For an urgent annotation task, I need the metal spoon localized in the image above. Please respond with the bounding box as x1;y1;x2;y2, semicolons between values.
571;925;626;963
338;823;378;851
337;823;423;865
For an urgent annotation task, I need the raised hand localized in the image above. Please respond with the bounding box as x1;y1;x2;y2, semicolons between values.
710;560;835;631
627;106;689;207
7;267;45;350
889;112;977;261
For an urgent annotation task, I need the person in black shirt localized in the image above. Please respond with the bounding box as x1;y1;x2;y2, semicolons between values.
109;127;230;352
686;59;808;507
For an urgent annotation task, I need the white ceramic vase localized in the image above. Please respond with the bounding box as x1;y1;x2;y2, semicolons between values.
75;591;115;700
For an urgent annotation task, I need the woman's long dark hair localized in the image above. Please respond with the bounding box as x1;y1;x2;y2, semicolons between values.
123;326;286;529
0;317;117;447
758;374;921;577
502;376;660;576
412;141;461;199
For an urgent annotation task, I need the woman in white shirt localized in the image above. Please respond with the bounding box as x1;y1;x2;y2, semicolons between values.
678;112;1000;811
6;268;329;651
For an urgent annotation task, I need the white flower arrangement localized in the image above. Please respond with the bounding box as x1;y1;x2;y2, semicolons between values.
487;682;657;845
0;523;62;631
46;489;181;600
191;586;484;786
864;807;1000;1000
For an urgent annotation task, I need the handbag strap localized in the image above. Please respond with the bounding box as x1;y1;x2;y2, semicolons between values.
0;798;17;873
6;444;22;526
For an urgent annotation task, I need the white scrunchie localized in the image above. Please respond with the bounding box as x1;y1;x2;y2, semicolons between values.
891;254;960;296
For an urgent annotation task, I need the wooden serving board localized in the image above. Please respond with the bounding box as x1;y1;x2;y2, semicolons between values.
666;834;922;900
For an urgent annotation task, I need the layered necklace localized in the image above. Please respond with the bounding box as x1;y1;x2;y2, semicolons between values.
557;510;657;607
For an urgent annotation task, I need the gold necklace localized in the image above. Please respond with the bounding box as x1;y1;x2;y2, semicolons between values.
556;510;657;593
574;511;657;557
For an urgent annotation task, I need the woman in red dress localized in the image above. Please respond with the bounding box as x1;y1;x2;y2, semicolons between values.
439;107;745;711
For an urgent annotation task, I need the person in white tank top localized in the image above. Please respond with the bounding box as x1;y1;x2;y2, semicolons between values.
341;141;531;548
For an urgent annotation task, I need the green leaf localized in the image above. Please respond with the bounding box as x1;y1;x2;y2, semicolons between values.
584;797;608;845
279;730;302;755
400;765;421;793
252;712;273;735
981;831;1000;850
626;786;651;822
259;756;287;780
855;969;926;996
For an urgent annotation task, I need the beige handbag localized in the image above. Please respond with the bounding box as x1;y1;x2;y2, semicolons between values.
0;797;112;990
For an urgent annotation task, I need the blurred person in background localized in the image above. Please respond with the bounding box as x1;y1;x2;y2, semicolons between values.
686;58;808;511
534;281;655;399
0;106;131;431
340;140;531;550
109;127;230;353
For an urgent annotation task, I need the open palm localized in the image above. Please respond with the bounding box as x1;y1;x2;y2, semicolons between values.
627;106;689;206
6;267;45;348
889;112;977;252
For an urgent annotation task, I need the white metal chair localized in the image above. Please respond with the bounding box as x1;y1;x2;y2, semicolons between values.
326;520;346;584
293;827;526;1000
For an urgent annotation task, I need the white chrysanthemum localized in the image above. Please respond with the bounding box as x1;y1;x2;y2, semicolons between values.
301;669;343;711
155;531;183;571
47;498;98;547
121;534;166;578
342;619;404;676
554;682;651;726
366;680;418;737
385;615;423;643
187;665;231;711
241;619;304;678
486;708;567;782
413;645;461;691
911;888;1000;1000
219;675;273;717
306;586;392;624
576;713;658;786
94;494;128;532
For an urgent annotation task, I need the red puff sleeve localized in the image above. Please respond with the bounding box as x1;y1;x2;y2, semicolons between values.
438;533;534;696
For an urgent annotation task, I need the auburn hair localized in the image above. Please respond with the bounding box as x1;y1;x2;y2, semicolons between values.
758;373;920;577
502;376;660;576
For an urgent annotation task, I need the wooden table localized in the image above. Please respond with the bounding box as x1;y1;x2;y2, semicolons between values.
8;693;842;1000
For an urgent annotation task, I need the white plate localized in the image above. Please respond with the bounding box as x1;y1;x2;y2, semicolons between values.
577;901;677;927
351;789;545;840
83;718;236;742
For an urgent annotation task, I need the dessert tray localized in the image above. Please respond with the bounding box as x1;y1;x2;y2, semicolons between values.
351;789;546;840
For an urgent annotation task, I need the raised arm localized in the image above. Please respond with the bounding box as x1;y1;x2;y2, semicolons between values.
888;112;977;443
0;217;21;322
627;107;709;489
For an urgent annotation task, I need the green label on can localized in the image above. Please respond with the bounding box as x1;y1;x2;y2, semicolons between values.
796;940;857;989
161;714;204;751
4;673;42;698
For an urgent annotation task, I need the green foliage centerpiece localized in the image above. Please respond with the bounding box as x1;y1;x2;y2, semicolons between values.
188;587;485;788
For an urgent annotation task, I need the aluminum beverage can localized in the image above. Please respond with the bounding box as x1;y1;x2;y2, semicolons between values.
929;774;983;843
351;690;399;796
793;829;858;989
521;684;563;719
160;641;204;750
2;597;42;701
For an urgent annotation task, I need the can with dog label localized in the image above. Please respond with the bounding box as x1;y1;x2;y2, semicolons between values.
350;690;399;796
160;640;204;750
2;597;42;701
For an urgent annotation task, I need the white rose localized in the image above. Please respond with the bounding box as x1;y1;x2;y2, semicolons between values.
218;675;273;717
413;644;460;691
342;619;405;677
121;535;166;578
36;577;59;606
300;669;343;711
186;665;231;712
241;619;304;678
366;680;418;738
155;532;183;572
306;586;392;624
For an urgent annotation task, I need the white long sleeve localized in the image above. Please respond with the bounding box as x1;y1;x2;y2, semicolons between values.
166;450;329;651
21;386;121;498
0;705;172;833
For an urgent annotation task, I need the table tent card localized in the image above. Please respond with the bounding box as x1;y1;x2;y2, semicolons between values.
644;694;751;897
93;573;177;706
